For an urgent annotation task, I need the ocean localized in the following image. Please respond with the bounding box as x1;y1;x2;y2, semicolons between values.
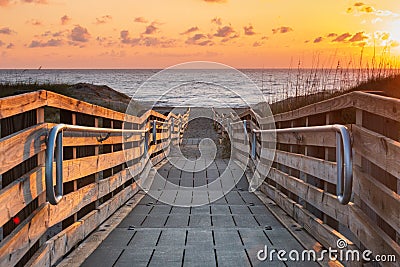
0;68;375;107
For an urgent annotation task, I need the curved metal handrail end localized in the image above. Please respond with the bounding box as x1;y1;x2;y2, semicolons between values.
45;124;66;205
251;124;353;205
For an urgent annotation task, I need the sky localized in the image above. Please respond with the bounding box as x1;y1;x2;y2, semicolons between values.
0;0;399;68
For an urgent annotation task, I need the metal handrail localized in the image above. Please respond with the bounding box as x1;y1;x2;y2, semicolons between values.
252;124;353;205
45;124;149;205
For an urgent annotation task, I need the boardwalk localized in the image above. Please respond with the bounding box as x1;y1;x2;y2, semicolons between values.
83;117;315;267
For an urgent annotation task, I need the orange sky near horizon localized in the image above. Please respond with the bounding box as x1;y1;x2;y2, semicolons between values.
0;0;399;69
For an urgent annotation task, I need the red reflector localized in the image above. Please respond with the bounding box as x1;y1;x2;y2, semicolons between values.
13;217;21;225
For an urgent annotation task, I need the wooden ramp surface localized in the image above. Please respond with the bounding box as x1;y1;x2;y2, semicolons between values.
82;118;316;267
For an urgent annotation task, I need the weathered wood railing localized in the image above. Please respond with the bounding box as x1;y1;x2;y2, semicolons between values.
214;91;400;266
0;90;189;266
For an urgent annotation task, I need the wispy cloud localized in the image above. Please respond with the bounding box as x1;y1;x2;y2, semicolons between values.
95;15;112;25
21;0;48;4
253;36;268;47
211;17;222;25
143;23;158;35
272;26;293;34
61;15;71;25
203;0;227;3
6;42;14;49
0;27;15;35
347;2;399;17
214;25;235;37
1;0;48;6
348;31;368;42
180;26;199;35
40;30;66;38
374;31;390;41
329;32;368;43
185;33;213;46
332;33;352;42
243;25;256;35
29;38;63;48
120;30;176;47
134;17;148;23
70;25;90;42
26;19;43;26
96;36;117;47
313;36;323;43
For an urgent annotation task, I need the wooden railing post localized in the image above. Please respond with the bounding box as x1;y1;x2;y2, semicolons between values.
36;107;47;246
94;117;100;208
72;113;78;222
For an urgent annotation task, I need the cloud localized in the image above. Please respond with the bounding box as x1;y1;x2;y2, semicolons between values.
99;50;126;58
40;30;66;38
313;36;323;43
96;36;117;47
134;17;148;23
253;41;262;47
203;0;227;3
371;17;383;24
143;23;158;35
348;31;368;42
0;27;14;35
95;15;112;25
70;25;90;42
21;0;48;4
243;25;256;35
347;2;399;17
374;31;390;41
6;42;14;49
26;19;43;26
1;0;49;6
120;30;175;47
120;30;139;45
185;33;213;46
272;26;293;34
28;38;63;48
332;33;351;42
61;15;71;25
222;33;239;43
0;0;10;6
327;33;337;37
214;25;235;37
211;17;222;25
0;40;4;46
180;26;199;35
389;40;399;47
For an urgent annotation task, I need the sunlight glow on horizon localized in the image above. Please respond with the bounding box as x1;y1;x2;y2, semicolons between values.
0;0;399;69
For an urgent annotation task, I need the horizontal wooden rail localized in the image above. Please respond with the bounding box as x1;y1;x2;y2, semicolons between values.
0;90;190;266
214;92;400;266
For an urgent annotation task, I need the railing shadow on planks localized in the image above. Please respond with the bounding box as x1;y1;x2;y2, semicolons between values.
213;91;400;267
0;90;189;267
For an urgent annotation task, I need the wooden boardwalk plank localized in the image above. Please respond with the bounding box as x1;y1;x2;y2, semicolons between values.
81;117;319;267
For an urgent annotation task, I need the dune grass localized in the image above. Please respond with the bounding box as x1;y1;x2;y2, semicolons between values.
0;82;71;98
269;74;400;114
